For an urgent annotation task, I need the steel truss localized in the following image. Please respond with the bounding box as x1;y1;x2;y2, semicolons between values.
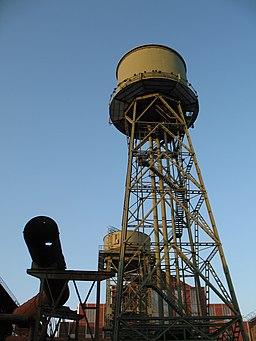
109;94;247;341
26;269;114;341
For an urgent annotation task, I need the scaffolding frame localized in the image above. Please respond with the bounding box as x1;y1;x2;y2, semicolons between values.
26;268;114;341
109;94;247;341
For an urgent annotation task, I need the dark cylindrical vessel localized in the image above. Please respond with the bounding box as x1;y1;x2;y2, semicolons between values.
23;216;66;269
23;216;69;306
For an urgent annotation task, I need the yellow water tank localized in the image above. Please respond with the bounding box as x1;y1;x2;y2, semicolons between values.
103;230;150;253
109;44;199;138
116;44;187;89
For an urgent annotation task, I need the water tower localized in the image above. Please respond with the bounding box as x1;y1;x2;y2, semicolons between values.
107;44;246;341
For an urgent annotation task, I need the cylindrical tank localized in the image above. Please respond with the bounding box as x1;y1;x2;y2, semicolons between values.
109;44;199;138
104;230;150;253
23;216;69;307
103;230;151;273
116;44;187;88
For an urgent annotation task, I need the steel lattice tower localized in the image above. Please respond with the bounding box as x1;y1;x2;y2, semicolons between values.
106;45;247;341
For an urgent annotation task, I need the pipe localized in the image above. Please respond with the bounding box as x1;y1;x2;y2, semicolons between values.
23;216;69;307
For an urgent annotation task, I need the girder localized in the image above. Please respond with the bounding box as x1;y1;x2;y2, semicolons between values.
104;94;246;341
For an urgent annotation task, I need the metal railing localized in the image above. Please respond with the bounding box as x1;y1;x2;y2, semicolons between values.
0;275;19;306
110;70;198;104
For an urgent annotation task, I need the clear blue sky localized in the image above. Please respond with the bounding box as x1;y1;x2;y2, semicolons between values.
0;0;255;315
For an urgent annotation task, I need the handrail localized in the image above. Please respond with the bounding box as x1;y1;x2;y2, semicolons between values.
0;275;19;306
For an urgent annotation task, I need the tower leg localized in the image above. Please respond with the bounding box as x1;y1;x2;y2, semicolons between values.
111;94;247;341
